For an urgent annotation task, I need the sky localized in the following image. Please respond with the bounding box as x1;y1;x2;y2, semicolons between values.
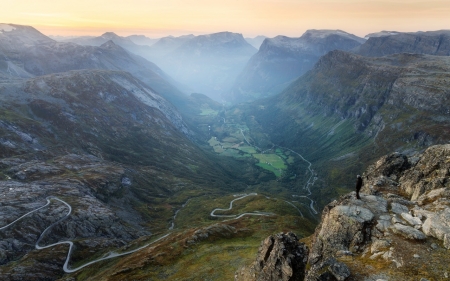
2;0;450;38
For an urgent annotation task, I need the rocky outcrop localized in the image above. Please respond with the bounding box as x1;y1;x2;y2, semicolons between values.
235;232;308;281
245;144;450;280
399;144;450;200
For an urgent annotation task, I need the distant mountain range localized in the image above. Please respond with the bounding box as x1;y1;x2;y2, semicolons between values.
228;29;365;103
126;34;159;46
62;31;257;101
354;30;450;57
155;32;257;100
0;25;188;108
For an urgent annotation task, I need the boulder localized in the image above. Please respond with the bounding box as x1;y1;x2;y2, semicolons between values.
422;208;450;249
399;144;450;200
390;202;409;214
390;223;426;240
235;232;308;281
328;260;351;281
400;212;422;227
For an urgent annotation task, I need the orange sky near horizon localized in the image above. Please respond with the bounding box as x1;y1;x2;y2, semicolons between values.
2;0;450;38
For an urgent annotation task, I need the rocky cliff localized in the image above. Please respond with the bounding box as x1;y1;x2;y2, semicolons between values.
239;144;450;280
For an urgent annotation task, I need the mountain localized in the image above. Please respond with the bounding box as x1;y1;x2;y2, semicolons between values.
0;69;191;160
354;30;450;57
363;30;401;39
238;144;450;280
144;34;195;59
61;31;160;62
0;69;253;279
228;30;365;103
63;32;138;48
126;34;159;46
0;24;188;107
245;35;267;49
156;31;257;101
0;23;54;47
244;50;450;200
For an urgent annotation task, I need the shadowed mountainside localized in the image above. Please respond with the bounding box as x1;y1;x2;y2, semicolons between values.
228;30;365;103
0;24;189;108
244;50;450;195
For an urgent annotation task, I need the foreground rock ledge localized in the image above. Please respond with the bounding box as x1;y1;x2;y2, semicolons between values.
235;232;308;281
238;144;450;281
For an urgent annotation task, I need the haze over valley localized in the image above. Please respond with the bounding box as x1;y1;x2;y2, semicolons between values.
1;11;450;281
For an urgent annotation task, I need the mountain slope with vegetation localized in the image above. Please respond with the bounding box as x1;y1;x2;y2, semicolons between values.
245;50;450;199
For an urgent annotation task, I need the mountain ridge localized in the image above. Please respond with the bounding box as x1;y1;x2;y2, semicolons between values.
228;29;365;103
354;30;450;57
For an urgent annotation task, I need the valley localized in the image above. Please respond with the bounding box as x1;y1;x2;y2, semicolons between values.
1;23;450;281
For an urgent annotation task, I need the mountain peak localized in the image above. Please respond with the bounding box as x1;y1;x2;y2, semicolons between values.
0;23;54;47
101;32;119;39
302;29;366;43
99;40;129;54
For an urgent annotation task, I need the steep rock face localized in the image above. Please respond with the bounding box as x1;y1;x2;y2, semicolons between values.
399;144;450;200
228;30;364;103
235;232;308;281
309;144;450;280
354;30;450;57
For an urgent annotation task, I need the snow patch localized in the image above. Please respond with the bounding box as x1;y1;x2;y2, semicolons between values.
0;24;16;33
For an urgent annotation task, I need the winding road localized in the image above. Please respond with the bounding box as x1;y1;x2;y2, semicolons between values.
0;196;170;273
210;193;274;220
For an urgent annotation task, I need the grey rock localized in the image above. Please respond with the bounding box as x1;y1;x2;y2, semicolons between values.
422;208;450;249
399;144;450;200
235;232;308;281
391;214;405;225
400;212;422;226
390;223;426;240
390;202;409;215
376;219;391;233
328;260;351;281
417;188;450;206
